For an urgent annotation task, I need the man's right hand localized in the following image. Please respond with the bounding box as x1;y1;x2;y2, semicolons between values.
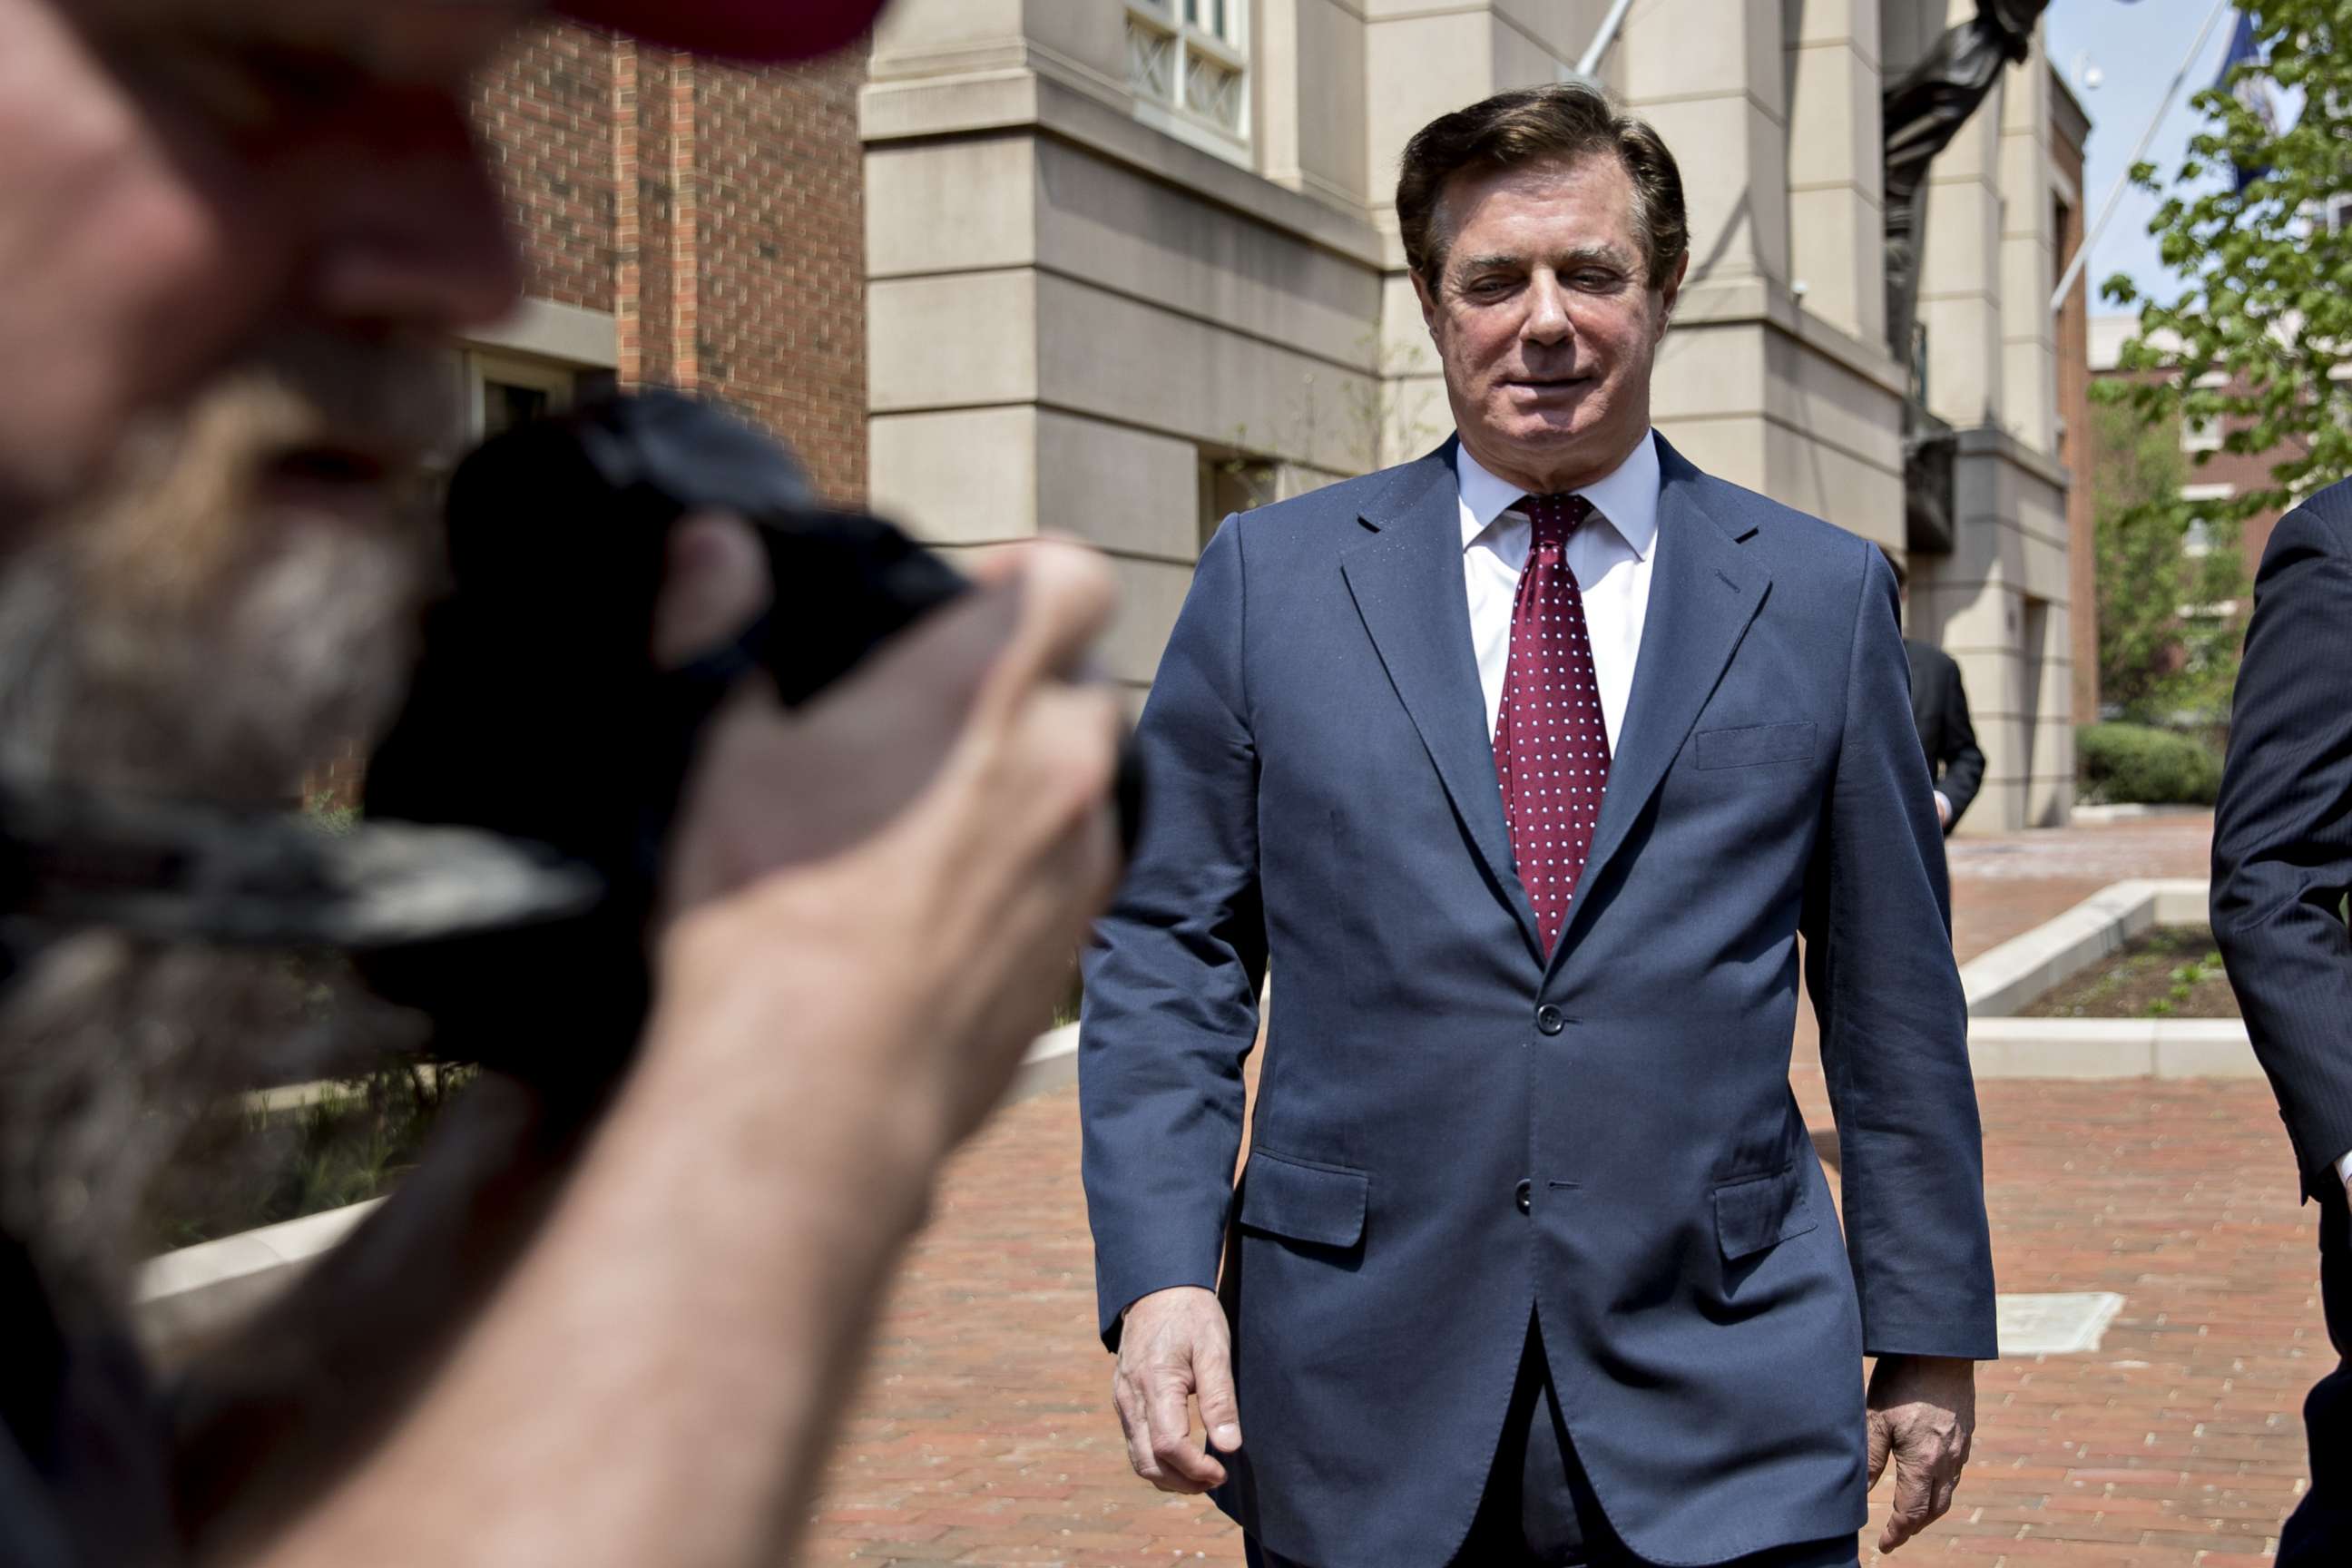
1114;1286;1241;1494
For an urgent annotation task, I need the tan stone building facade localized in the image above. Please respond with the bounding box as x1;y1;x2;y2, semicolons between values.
447;6;2090;834
861;0;2089;833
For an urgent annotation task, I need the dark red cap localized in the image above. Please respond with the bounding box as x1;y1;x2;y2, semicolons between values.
558;0;887;61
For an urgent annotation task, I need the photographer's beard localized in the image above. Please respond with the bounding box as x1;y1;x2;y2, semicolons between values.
0;338;448;1313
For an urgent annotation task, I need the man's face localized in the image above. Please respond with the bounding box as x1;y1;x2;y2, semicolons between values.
1414;151;1684;495
0;0;525;519
0;1;538;1293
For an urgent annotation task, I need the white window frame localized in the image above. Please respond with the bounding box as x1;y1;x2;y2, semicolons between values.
1125;0;1250;166
2179;481;2232;558
2180;411;2222;455
464;348;580;442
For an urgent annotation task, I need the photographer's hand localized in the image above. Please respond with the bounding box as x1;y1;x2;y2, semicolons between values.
655;527;1122;1142
252;531;1122;1568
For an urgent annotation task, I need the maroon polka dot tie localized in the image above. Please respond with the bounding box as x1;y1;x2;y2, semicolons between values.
1494;494;1612;959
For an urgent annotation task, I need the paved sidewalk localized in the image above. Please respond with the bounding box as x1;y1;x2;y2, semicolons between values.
1945;815;2217;965
808;813;2324;1566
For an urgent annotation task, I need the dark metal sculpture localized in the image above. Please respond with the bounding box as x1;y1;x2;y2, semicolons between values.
1881;0;2050;391
1880;0;2049;555
1902;404;1958;558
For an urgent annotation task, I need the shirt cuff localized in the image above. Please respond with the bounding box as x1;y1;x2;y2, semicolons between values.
2336;1149;2352;1187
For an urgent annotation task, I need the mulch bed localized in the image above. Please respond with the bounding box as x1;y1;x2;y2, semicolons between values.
2021;925;2241;1020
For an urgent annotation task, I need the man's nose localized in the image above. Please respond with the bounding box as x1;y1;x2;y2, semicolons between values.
299;98;521;333
1521;273;1573;347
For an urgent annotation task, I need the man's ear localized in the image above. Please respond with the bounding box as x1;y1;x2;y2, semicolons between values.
1411;269;1440;336
1654;251;1690;339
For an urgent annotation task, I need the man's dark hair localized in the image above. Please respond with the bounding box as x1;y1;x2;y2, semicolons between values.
1396;82;1688;290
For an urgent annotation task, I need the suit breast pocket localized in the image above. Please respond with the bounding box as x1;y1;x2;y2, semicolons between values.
1691;720;1817;771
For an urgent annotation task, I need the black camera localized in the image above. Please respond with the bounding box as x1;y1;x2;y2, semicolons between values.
359;391;1138;1089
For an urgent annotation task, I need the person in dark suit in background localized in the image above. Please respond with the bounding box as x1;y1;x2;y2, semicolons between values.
2210;477;2352;1566
1886;552;1985;836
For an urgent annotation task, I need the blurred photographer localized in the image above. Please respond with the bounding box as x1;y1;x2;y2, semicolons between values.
0;3;1121;1566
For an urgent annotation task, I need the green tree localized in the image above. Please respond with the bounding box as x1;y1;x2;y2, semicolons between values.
2101;0;2352;525
2091;398;2246;723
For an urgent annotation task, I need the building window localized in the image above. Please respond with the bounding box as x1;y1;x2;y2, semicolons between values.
2180;482;2231;558
1199;447;1276;552
1126;0;1250;162
2180;412;2221;455
465;350;580;441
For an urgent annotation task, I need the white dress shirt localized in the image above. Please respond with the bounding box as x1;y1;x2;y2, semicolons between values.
1456;433;1662;746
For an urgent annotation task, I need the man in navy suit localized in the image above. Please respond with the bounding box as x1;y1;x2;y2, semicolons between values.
1081;83;1997;1567
2211;479;2352;1564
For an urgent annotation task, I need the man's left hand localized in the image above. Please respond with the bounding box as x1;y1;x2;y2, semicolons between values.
1866;1354;1975;1553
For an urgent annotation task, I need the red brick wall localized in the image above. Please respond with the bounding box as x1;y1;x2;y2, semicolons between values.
2181;413;2288;579
472;25;867;502
475;24;617;314
695;55;868;502
633;46;682;387
2091;365;2287;588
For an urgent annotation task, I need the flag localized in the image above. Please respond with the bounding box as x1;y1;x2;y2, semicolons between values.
2218;9;2278;191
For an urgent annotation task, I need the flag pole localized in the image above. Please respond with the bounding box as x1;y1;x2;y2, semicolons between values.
1565;0;1639;80
2049;0;2235;313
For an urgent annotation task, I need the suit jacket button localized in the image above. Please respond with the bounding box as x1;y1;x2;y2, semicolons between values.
1514;1179;1533;1214
1535;1004;1564;1035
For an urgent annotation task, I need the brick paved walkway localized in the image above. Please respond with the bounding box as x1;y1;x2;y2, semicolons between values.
808;813;2325;1566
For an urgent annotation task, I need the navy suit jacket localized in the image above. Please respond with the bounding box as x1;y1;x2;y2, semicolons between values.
1906;638;1985;833
2213;481;2352;1200
1080;435;1998;1566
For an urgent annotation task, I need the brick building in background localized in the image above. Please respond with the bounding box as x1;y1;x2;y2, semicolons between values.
462;22;867;500
305;24;867;805
2089;313;2288;598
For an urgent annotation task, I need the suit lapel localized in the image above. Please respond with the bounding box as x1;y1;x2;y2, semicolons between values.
1550;436;1770;970
1340;442;1543;964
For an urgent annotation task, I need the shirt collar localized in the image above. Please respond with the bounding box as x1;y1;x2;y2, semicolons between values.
1455;431;1663;560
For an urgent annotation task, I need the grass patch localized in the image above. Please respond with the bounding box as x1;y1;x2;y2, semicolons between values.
2022;926;2239;1021
142;1062;469;1254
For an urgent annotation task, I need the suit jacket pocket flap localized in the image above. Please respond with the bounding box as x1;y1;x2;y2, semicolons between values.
1711;1166;1818;1260
1238;1151;1367;1249
1692;720;1817;770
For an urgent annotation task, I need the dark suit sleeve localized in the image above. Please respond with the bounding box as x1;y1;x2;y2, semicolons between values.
2210;505;2352;1200
1933;656;1984;832
1079;516;1265;1351
1802;545;1999;1359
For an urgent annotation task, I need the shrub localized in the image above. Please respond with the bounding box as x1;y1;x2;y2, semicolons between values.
2076;722;2223;806
142;1063;471;1253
